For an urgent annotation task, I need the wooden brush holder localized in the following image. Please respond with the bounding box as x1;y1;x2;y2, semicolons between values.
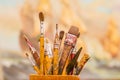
30;74;80;80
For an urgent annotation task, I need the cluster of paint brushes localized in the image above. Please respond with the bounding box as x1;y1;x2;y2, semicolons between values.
24;12;90;75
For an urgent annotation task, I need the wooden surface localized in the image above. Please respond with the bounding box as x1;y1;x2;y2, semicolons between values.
30;74;80;80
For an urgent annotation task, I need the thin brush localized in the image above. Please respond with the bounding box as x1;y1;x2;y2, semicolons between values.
25;53;40;74
23;35;40;66
53;24;59;75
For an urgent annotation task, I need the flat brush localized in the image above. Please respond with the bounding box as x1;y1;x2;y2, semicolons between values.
25;53;40;75
58;26;79;75
68;26;80;37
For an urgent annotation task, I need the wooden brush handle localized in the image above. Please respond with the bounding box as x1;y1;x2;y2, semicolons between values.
40;37;45;75
58;45;72;74
33;53;40;66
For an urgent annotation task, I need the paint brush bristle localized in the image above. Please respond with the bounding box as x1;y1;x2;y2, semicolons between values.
68;26;79;36
59;31;64;40
39;12;44;21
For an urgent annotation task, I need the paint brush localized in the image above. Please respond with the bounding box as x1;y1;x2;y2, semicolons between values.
25;53;40;75
39;12;45;75
53;24;60;75
24;35;40;66
58;26;79;74
74;53;90;75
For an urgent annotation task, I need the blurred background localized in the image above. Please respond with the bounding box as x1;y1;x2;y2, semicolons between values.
0;0;120;80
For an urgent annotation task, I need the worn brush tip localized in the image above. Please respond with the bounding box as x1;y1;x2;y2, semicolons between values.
68;26;79;37
39;12;44;21
59;31;64;40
